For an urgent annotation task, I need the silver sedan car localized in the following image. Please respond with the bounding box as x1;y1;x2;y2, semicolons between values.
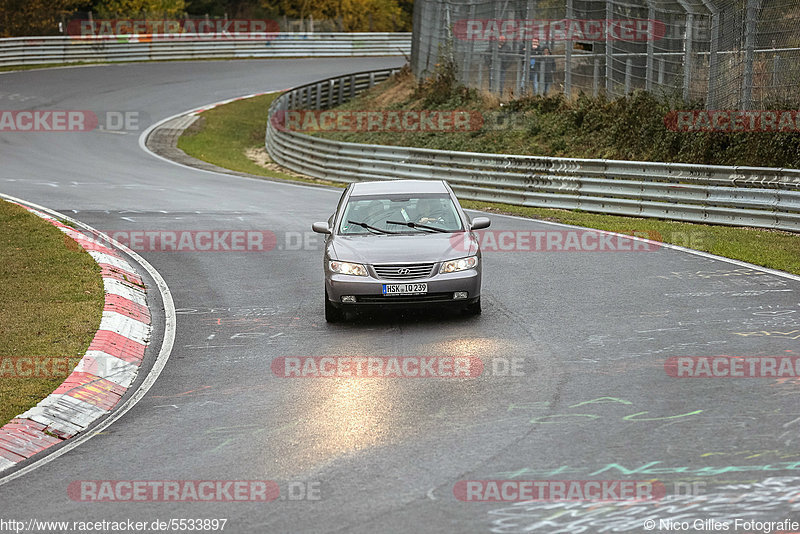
312;179;490;322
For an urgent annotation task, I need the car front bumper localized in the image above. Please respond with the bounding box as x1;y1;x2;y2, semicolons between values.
325;268;481;309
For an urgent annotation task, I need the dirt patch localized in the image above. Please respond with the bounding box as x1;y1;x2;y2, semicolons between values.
244;147;339;186
368;69;416;108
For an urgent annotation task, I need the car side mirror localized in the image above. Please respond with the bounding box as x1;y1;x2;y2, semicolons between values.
312;222;332;234
470;217;491;230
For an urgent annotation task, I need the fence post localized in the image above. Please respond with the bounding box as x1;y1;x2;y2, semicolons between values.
490;1;501;93
645;2;655;91
700;0;719;109
742;0;761;110
773;54;780;89
605;0;613;96
463;3;476;85
625;58;632;94
338;76;344;105
676;0;693;101
564;0;573;98
315;83;322;109
593;58;600;97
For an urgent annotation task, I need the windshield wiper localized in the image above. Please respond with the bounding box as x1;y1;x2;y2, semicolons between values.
346;220;396;234
386;220;449;233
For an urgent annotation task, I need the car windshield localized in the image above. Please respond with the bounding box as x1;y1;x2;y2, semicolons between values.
338;193;463;235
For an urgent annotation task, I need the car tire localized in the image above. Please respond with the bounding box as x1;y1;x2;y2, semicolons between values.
325;290;343;322
464;297;481;316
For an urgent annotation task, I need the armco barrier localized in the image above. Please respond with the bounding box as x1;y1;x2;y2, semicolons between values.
265;69;800;233
0;33;410;67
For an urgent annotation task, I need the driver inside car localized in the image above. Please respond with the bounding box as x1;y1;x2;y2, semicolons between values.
414;198;446;225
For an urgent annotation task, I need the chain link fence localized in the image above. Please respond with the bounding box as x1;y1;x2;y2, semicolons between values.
411;0;800;110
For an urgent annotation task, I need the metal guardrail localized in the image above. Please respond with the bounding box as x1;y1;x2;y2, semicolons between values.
0;33;411;67
266;69;800;233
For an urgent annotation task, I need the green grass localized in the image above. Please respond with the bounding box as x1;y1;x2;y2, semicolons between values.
0;201;104;427
177;93;343;187
0;63;90;73
177;88;800;276
460;200;800;275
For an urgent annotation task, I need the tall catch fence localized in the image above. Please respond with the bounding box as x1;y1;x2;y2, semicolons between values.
411;0;800;109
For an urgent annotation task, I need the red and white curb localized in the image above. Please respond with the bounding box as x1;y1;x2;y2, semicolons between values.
0;199;170;475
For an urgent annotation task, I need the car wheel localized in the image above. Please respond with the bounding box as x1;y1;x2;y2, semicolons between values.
325;290;343;322
464;297;481;316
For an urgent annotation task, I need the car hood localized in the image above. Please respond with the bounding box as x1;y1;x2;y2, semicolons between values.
330;232;479;264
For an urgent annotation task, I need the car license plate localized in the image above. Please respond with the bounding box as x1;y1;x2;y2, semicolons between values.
383;283;428;295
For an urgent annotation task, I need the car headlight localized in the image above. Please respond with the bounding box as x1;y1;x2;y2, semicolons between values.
440;256;478;274
329;260;368;276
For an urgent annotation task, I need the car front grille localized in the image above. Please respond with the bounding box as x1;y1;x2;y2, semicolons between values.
372;263;436;280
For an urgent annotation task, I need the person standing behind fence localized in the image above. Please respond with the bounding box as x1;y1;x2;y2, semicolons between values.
542;47;555;94
529;38;541;94
497;34;512;94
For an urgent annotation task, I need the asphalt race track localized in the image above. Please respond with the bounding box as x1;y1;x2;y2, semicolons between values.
1;58;800;533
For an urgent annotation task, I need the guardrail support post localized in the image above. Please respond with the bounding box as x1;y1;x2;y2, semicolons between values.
315;83;322;110
369;72;375;88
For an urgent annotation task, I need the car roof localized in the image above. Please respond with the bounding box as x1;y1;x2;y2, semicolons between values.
349;179;449;196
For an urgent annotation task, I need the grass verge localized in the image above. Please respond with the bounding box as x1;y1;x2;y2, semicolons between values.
177;93;342;187
460;201;800;275
177;89;800;276
0;201;104;427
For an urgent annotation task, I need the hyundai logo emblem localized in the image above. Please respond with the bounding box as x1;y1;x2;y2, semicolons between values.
397;268;411;275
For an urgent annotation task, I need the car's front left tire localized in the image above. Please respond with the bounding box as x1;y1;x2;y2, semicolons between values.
464;297;481;316
325;290;343;323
